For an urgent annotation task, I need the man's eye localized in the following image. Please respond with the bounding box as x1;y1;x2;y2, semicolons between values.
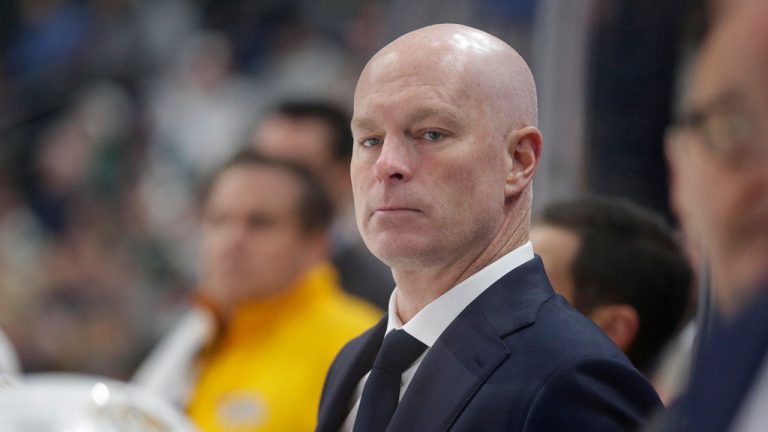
361;137;382;147
422;131;443;141
247;215;274;229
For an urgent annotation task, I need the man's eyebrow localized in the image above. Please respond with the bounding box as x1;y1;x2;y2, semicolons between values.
351;117;378;131
351;107;463;132
685;89;746;117
406;107;462;127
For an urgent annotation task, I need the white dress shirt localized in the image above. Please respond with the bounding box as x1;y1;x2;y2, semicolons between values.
340;242;534;431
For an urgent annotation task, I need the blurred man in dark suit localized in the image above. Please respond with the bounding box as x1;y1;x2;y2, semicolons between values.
659;0;768;429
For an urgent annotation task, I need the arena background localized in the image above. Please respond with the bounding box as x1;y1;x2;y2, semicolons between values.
0;0;704;378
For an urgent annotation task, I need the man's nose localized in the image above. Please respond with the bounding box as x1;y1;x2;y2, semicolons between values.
373;136;413;182
217;223;248;252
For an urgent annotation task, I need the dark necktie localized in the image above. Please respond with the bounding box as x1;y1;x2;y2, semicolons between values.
353;329;428;432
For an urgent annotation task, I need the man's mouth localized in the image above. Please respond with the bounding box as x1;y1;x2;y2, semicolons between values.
376;206;420;212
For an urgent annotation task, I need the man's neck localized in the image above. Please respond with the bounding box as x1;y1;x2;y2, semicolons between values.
393;222;529;323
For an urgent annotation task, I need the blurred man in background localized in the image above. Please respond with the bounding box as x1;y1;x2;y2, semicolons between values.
134;150;380;432
531;197;692;376
658;0;768;429
251;101;394;308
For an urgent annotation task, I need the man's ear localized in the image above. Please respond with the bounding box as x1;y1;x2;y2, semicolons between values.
505;126;542;198
588;304;640;353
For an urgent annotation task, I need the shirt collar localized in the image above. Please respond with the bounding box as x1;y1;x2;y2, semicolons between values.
386;241;534;347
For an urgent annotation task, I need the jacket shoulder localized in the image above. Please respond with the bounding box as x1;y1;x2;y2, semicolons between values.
522;355;662;431
513;296;661;430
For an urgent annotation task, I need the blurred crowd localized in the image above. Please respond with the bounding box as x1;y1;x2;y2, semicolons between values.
1;0;353;377
0;0;536;379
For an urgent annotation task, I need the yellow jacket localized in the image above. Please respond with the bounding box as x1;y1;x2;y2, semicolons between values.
187;263;382;432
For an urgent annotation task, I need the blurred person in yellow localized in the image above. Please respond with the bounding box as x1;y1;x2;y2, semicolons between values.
651;0;768;429
133;149;380;432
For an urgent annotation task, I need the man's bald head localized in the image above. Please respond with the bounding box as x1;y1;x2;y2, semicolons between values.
356;24;538;132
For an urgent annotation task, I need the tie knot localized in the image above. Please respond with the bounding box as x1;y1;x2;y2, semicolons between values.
373;329;428;374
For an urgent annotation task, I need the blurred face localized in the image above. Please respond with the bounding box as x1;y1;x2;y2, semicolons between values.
350;51;509;270
252;115;335;176
530;225;580;304
253;115;350;206
200;165;318;309
667;11;768;314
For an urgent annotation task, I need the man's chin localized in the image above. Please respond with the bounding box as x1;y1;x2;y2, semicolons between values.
368;241;441;270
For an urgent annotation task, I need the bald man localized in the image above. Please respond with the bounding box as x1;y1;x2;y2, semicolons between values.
317;24;660;432
653;0;768;430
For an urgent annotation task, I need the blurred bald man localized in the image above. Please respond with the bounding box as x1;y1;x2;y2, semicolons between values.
656;0;768;430
316;24;660;432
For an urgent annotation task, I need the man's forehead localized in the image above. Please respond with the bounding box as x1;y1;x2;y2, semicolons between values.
357;48;463;94
691;0;768;109
215;164;300;195
355;72;469;123
355;24;536;128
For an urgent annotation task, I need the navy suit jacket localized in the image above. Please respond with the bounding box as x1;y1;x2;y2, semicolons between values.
654;280;768;432
317;257;661;431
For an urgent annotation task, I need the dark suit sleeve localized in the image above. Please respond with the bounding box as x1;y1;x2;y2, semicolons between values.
523;357;663;431
318;352;341;409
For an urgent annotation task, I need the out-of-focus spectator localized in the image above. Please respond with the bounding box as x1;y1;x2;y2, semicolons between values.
133;150;380;431
147;31;257;178
6;0;92;81
251;101;394;308
531;197;692;376
652;0;768;429
141;31;260;280
0;81;182;378
666;3;768;321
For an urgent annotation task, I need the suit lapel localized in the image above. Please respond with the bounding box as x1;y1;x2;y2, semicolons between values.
316;317;387;432
387;302;510;432
387;257;555;432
